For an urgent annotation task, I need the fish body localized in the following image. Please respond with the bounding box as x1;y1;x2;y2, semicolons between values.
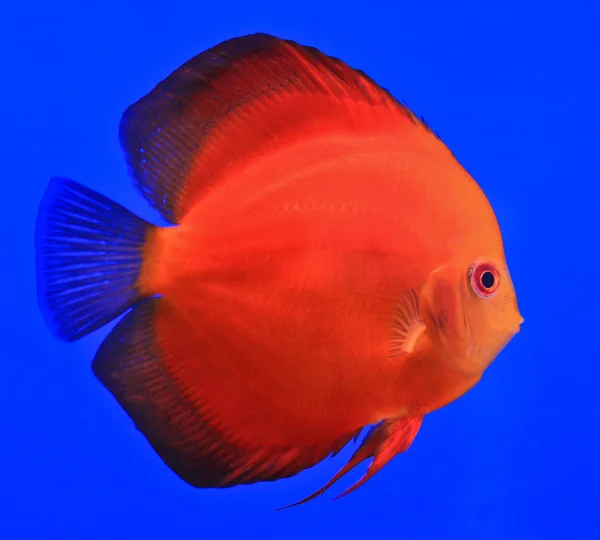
35;33;522;506
144;130;489;438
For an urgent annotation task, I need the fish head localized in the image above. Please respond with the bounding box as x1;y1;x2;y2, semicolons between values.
419;258;523;376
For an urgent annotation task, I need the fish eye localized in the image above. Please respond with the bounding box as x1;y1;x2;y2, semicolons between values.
469;261;500;298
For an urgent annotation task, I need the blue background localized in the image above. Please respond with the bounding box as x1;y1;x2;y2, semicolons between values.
2;1;598;538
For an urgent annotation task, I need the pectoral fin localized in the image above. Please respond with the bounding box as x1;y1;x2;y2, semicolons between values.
390;288;426;358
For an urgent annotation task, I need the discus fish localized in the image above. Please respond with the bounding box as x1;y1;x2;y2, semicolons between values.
35;33;523;508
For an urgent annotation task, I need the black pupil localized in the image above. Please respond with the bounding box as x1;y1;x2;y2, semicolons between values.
481;271;495;289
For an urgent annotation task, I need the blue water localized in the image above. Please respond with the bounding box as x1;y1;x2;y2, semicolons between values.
2;1;599;538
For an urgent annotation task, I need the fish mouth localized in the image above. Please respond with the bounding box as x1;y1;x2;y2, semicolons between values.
513;313;524;334
509;322;522;337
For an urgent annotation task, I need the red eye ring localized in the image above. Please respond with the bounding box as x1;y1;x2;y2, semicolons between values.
469;261;500;298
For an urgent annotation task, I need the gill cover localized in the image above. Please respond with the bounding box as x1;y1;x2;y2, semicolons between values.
420;266;474;374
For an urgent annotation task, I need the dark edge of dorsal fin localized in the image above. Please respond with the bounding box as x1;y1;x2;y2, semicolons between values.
119;33;438;224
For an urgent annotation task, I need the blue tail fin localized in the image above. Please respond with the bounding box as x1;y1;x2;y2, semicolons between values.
35;177;155;341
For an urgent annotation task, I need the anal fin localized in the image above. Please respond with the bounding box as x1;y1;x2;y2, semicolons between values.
277;414;424;509
92;296;361;489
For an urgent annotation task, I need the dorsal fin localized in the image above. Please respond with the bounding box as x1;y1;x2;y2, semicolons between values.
119;33;431;224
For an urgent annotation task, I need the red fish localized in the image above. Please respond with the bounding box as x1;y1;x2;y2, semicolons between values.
35;33;523;508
